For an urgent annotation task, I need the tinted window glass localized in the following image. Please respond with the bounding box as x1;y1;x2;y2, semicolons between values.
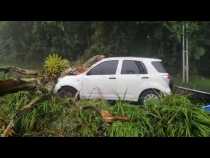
121;60;147;74
135;61;147;74
87;60;118;75
152;61;167;73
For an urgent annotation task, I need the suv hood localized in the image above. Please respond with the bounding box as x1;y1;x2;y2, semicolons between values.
54;74;84;93
58;74;84;82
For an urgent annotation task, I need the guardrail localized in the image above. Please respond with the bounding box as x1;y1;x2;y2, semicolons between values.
174;85;210;100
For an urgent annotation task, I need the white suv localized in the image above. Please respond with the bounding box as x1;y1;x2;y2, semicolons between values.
54;57;172;104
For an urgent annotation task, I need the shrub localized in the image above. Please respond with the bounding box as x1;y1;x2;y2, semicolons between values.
43;53;70;78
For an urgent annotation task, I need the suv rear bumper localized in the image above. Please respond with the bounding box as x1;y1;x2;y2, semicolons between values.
169;80;174;92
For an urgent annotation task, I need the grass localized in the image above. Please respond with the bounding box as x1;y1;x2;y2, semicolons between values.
174;75;210;92
189;78;210;92
0;89;210;137
144;96;210;137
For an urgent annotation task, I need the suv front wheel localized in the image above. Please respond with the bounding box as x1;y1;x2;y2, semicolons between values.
57;86;79;100
139;89;160;105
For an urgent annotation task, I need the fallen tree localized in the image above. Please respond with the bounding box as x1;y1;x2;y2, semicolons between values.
0;66;38;77
0;55;105;96
60;55;105;77
0;54;124;137
0;79;37;96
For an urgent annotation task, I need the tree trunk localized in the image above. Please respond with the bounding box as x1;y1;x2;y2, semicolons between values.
0;66;38;77
0;79;37;96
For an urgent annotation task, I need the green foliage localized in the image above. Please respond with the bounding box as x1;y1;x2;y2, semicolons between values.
107;122;139;137
0;21;210;78
1;21;210;137
108;101;150;137
78;109;104;137
43;53;70;78
0;91;65;136
164;21;200;41
107;96;210;137
1;92;210;137
41;99;109;137
15;96;65;136
174;76;210;92
0;92;31;117
192;46;206;60
144;95;210;137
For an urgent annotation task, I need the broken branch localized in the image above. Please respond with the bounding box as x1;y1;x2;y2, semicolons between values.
1;94;50;137
60;55;105;77
0;66;38;76
82;106;129;124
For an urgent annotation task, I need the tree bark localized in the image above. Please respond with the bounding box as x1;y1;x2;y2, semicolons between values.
60;55;105;77
0;79;37;96
0;66;38;77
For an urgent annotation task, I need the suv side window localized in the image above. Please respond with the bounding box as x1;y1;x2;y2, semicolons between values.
121;60;147;74
87;60;118;75
152;61;166;73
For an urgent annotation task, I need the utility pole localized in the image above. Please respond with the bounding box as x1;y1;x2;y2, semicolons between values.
182;22;189;84
186;23;189;83
182;22;186;83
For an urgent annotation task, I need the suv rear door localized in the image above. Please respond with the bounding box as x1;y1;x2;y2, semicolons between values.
117;60;149;101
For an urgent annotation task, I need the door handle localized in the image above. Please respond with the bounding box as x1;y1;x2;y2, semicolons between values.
141;76;149;79
109;77;116;80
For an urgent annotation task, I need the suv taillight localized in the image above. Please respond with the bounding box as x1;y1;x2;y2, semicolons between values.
167;74;171;80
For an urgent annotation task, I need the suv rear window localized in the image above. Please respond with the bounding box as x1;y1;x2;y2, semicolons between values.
121;60;147;74
152;61;167;73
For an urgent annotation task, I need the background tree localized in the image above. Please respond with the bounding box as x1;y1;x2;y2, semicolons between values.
0;21;210;79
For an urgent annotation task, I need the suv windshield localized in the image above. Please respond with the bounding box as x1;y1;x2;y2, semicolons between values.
152;61;167;73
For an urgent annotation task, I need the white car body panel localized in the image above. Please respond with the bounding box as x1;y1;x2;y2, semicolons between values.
54;57;172;102
54;75;83;93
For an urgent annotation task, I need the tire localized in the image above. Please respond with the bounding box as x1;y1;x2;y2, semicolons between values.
169;80;174;92
57;86;79;99
139;89;160;105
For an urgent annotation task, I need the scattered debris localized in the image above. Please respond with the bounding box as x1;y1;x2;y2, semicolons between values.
82;106;129;124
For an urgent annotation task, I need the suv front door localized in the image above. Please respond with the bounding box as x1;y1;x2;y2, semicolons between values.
81;60;120;100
